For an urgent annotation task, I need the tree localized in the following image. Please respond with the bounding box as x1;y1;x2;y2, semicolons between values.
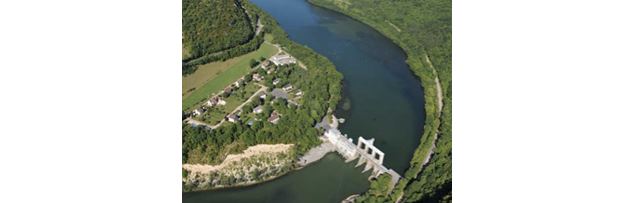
249;59;259;68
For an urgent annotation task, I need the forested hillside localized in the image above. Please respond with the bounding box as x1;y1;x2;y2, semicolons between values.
182;0;255;61
309;0;452;202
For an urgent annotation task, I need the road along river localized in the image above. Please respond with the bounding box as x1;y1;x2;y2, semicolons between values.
183;0;424;202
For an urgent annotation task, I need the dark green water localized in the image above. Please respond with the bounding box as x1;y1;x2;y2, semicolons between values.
183;0;424;202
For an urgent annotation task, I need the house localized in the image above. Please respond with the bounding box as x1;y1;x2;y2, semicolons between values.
272;78;281;85
271;88;288;100
268;111;281;124
224;87;233;94
247;119;255;126
259;93;267;100
295;90;303;96
282;84;293;92
270;54;297;66
262;60;271;67
205;98;217;107
192;108;203;117
233;77;244;87
253;73;264;82
226;114;239;123
253;105;264;114
217;97;226;105
207;96;226;106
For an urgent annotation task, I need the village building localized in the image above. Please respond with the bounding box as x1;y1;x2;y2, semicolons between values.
271;88;289;100
272;78;281;85
233;77;245;87
226;114;239;123
205;99;216;107
253;105;264;114
268;111;281;124
217;97;226;105
206;96;226;106
262;59;271;67
259;93;267;100
224;87;233;94
295;90;303;96
270;54;297;66
192;108;203;117
253;73;264;82
283;84;293;91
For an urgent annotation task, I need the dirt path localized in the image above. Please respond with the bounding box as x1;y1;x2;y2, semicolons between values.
255;18;263;35
417;54;443;172
183;144;293;174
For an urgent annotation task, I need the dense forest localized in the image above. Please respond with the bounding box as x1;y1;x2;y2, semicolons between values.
182;0;343;168
309;0;452;202
182;0;254;61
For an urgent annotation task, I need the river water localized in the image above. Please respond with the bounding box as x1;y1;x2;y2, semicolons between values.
183;0;424;202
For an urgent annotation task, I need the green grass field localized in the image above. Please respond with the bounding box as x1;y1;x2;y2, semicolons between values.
183;39;276;110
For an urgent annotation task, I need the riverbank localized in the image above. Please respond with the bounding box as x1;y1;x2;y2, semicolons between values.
297;137;336;168
183;144;294;191
307;0;451;202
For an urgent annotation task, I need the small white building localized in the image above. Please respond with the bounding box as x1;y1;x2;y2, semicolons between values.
217;98;226;106
192;108;203;117
270;54;297;66
295;90;303;96
206;97;226;106
272;78;281;85
282;84;293;92
253;105;264;114
227;114;239;123
253;73;264;82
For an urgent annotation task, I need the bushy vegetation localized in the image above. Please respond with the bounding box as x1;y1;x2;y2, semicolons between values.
183;150;294;192
182;0;343;168
182;0;254;61
309;0;451;202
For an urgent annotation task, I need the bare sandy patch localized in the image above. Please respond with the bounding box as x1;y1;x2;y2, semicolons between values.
183;143;293;174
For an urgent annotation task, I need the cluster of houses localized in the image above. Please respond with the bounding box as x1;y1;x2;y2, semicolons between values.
189;53;299;127
271;79;303;99
223;108;281;125
220;90;283;125
191;96;227;117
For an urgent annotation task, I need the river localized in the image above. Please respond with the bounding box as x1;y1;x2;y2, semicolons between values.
183;0;424;202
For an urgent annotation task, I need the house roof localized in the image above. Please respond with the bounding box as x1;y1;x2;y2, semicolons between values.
271;88;288;99
254;105;264;111
268;111;280;122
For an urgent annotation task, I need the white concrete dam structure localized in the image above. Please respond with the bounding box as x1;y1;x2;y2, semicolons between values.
323;127;401;187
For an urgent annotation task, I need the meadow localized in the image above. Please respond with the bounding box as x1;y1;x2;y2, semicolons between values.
182;39;276;111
